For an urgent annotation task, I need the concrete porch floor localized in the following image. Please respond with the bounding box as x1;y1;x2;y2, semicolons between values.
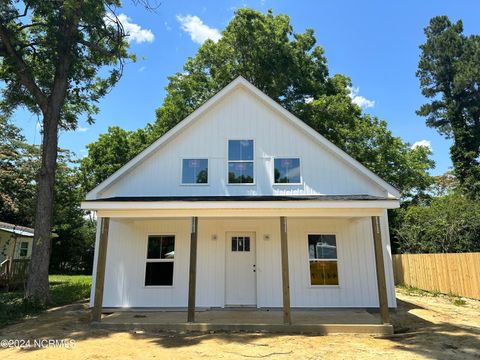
94;309;393;335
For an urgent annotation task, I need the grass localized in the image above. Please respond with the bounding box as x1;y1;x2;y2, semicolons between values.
397;284;468;306
0;275;91;328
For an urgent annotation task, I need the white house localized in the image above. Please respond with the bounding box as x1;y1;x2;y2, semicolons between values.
82;77;400;332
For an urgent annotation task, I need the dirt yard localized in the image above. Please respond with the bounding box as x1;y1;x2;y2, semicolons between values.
0;288;479;359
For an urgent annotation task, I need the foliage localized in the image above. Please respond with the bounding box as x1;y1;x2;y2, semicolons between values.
82;8;434;197
0;275;91;328
0;116;38;224
0;0;134;304
417;16;480;198
391;191;480;254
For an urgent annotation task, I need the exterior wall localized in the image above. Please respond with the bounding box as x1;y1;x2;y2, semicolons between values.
100;87;387;199
91;215;396;309
0;232;32;262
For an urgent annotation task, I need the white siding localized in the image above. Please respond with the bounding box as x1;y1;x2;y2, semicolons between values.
94;215;396;308
100;88;386;199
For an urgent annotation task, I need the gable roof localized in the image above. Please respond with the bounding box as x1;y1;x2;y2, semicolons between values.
86;77;400;200
0;221;34;237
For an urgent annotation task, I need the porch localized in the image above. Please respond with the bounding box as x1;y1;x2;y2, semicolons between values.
82;195;398;334
95;308;393;335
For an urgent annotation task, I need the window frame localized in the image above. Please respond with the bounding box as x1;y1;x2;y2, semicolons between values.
143;234;176;288
306;233;340;288
272;157;303;185
227;139;255;185
19;241;29;257
180;158;210;186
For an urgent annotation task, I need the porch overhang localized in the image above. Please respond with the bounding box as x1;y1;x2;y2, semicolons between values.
81;195;399;218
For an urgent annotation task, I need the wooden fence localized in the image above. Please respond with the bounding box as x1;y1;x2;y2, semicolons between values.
392;253;480;300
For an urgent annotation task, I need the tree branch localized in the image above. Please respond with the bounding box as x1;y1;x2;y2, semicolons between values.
0;24;47;112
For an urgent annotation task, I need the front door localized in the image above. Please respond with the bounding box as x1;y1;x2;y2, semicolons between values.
225;232;256;306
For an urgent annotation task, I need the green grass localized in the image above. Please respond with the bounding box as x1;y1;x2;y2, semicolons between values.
397;284;468;306
0;275;91;328
452;297;467;306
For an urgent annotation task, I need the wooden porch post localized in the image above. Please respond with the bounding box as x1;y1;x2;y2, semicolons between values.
187;217;198;323
92;217;110;322
371;216;390;324
280;216;292;325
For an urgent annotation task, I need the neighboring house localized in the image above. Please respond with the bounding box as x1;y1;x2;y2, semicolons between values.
0;221;34;262
82;77;400;329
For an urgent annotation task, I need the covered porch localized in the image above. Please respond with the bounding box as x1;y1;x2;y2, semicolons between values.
82;195;397;335
95;308;392;335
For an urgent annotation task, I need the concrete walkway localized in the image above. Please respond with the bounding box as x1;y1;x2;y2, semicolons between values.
94;309;393;335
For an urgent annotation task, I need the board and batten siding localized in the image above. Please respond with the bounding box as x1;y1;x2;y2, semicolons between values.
90;214;396;308
99;87;387;199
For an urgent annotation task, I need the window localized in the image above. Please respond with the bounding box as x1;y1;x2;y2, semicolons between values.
274;158;301;184
182;159;208;184
19;241;28;257
231;236;250;252
145;235;175;286
308;234;339;285
228;140;254;183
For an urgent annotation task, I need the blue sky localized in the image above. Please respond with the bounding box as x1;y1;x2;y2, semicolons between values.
13;0;480;175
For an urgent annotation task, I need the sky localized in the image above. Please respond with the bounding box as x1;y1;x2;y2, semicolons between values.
12;0;480;175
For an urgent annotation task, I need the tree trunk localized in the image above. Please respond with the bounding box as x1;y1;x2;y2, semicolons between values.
25;107;59;305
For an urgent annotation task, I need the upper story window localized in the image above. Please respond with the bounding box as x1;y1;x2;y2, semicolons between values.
228;140;254;184
274;158;301;184
182;159;208;184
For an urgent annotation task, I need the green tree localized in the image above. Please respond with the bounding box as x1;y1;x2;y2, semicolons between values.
417;16;480;197
392;191;480;254
0;0;132;304
83;9;433;198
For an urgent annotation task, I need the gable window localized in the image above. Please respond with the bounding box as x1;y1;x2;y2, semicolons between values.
274;158;301;184
228;140;254;184
182;159;208;184
145;235;175;286
308;234;339;285
19;241;29;257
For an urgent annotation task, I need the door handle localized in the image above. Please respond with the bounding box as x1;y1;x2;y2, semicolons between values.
253;264;256;272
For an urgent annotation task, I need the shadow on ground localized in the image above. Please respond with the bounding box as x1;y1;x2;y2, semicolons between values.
0;296;479;359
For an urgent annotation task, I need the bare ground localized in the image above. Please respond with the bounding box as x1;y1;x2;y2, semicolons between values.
0;288;479;360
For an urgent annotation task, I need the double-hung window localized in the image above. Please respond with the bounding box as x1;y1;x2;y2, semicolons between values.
274;158;301;184
145;235;175;286
182;159;208;184
308;234;339;285
228;140;254;184
19;241;28;257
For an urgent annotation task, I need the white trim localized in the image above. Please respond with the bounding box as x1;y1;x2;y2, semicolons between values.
86;76;400;199
82;199;399;211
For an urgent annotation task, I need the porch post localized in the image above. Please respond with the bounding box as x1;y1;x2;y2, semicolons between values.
92;217;110;322
371;216;390;324
280;216;292;325
187;216;198;322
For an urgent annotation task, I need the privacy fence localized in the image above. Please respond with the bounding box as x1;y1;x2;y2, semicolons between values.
392;253;480;300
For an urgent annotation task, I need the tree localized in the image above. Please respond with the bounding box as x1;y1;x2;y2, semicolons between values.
392;191;480;254
0;115;38;225
0;0;132;305
151;9;433;196
417;16;480;198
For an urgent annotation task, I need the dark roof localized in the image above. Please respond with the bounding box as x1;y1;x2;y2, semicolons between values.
86;195;394;202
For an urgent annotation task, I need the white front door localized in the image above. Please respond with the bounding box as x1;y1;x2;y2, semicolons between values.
225;232;257;306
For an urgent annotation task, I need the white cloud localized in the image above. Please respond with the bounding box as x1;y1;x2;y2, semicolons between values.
76;126;88;132
138;66;146;72
348;86;375;109
176;15;221;44
411;140;432;150
105;13;154;44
